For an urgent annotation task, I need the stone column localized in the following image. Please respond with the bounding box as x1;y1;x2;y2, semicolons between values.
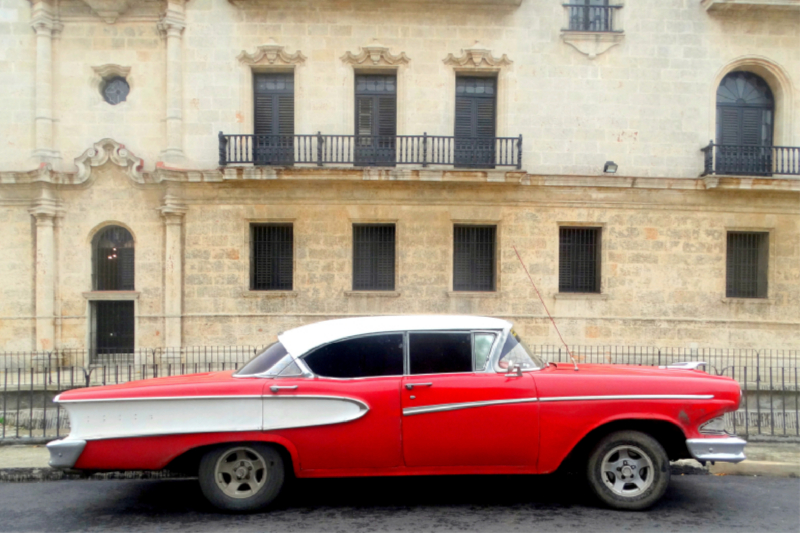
158;2;186;163
29;188;59;351
159;196;187;348
30;1;61;165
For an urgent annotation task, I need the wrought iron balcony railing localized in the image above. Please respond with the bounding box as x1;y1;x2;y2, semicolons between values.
564;4;622;32
701;142;800;177
218;133;523;170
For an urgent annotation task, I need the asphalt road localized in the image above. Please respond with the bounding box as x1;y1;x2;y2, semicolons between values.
0;474;797;533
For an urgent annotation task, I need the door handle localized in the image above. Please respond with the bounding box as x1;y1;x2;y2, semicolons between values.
269;385;298;393
405;382;433;390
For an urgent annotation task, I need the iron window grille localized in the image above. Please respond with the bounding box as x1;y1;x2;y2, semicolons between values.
726;232;768;298
92;225;135;291
565;1;619;32
559;227;601;293
251;224;293;291
453;225;496;292
352;224;396;291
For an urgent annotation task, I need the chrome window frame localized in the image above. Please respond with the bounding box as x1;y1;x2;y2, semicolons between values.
491;327;545;374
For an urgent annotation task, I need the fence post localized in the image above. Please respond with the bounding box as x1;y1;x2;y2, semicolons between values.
517;134;523;170
422;132;428;168
218;131;227;166
756;351;761;434
316;131;323;167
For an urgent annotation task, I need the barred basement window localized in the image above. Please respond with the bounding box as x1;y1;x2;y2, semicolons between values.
352;224;395;291
251;224;293;291
559;227;601;293
92;225;135;291
726;232;768;298
453;225;496;292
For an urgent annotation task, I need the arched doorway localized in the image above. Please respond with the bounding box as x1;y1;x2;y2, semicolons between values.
716;71;774;175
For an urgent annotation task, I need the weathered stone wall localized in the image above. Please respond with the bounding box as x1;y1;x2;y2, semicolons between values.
0;205;34;350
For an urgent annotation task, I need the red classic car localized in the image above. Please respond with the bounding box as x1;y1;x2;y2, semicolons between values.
47;316;745;511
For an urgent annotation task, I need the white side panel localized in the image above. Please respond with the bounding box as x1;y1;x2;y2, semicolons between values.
61;395;369;440
262;396;368;430
66;398;263;440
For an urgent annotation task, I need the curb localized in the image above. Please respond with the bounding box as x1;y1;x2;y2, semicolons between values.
0;468;190;483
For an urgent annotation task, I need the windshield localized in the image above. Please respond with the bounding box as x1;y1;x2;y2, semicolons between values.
236;342;294;376
497;331;544;371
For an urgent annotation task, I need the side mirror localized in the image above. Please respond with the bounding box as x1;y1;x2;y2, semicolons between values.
507;364;523;377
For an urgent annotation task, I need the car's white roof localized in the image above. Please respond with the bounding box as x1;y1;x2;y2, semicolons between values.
278;315;512;357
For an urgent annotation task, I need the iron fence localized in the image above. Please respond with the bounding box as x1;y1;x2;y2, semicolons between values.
701;141;800;176
0;345;797;442
219;132;523;169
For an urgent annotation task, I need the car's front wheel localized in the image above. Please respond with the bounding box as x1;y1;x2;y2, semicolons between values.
198;443;285;512
586;430;670;511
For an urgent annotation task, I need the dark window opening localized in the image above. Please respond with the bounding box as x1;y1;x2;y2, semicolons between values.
353;224;395;291
716;72;774;176
567;0;615;32
91;300;134;364
251;224;293;291
453;225;496;292
727;232;768;299
454;76;496;169
92;225;134;291
409;332;472;375
254;72;295;165
354;74;397;166
304;334;404;378
559;227;601;293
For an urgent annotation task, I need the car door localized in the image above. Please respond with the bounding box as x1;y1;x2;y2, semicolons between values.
401;331;539;468
265;333;405;472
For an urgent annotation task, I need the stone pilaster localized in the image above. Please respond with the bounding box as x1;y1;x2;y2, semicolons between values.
30;1;62;166
158;195;187;348
29;187;60;351
158;2;186;164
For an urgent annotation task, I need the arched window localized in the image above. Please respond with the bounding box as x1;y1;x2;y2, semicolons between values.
92;225;135;290
716;72;774;175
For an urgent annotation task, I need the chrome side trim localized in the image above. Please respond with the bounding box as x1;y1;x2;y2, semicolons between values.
539;394;714;402
686;437;747;463
659;361;708;370
46;439;87;469
403;397;539;416
56;394;265;404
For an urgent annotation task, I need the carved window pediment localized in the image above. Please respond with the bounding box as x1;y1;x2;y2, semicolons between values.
443;42;512;68
341;40;410;67
238;39;306;66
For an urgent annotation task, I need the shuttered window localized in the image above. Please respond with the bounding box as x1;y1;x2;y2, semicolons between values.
559;227;601;293
353;224;395;291
354;74;397;166
251;224;293;291
726;232;768;299
92;225;135;291
453;225;496;292
454;76;496;168
253;73;294;165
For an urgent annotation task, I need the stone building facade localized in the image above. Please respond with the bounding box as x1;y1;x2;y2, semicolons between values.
0;0;798;356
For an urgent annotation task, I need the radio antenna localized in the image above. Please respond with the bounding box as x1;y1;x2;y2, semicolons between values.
513;245;578;371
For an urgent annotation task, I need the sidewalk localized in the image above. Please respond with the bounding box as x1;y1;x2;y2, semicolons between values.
0;438;797;482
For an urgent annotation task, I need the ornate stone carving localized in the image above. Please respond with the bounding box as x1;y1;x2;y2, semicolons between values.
443;42;511;68
92;64;131;80
561;31;624;60
74;139;145;183
80;0;131;23
238;38;306;66
341;40;410;66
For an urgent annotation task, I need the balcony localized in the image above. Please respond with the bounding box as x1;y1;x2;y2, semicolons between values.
218;133;523;170
563;4;622;32
701;142;800;177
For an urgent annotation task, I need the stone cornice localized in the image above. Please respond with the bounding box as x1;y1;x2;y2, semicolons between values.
341;40;410;67
238;39;306;66
443;41;511;68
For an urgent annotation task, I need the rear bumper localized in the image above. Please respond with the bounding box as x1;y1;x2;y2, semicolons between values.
46;439;87;469
686;437;747;463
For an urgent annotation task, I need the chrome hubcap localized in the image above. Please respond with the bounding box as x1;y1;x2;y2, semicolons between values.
214;447;268;499
601;445;654;497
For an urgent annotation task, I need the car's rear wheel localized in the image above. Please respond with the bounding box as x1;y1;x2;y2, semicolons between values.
586;430;670;511
198;443;285;512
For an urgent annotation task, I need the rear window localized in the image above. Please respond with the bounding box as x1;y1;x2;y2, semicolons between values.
304;334;404;378
236;342;290;376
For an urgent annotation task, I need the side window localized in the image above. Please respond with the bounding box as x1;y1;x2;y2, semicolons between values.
473;333;496;371
304;334;404;378
409;332;472;375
